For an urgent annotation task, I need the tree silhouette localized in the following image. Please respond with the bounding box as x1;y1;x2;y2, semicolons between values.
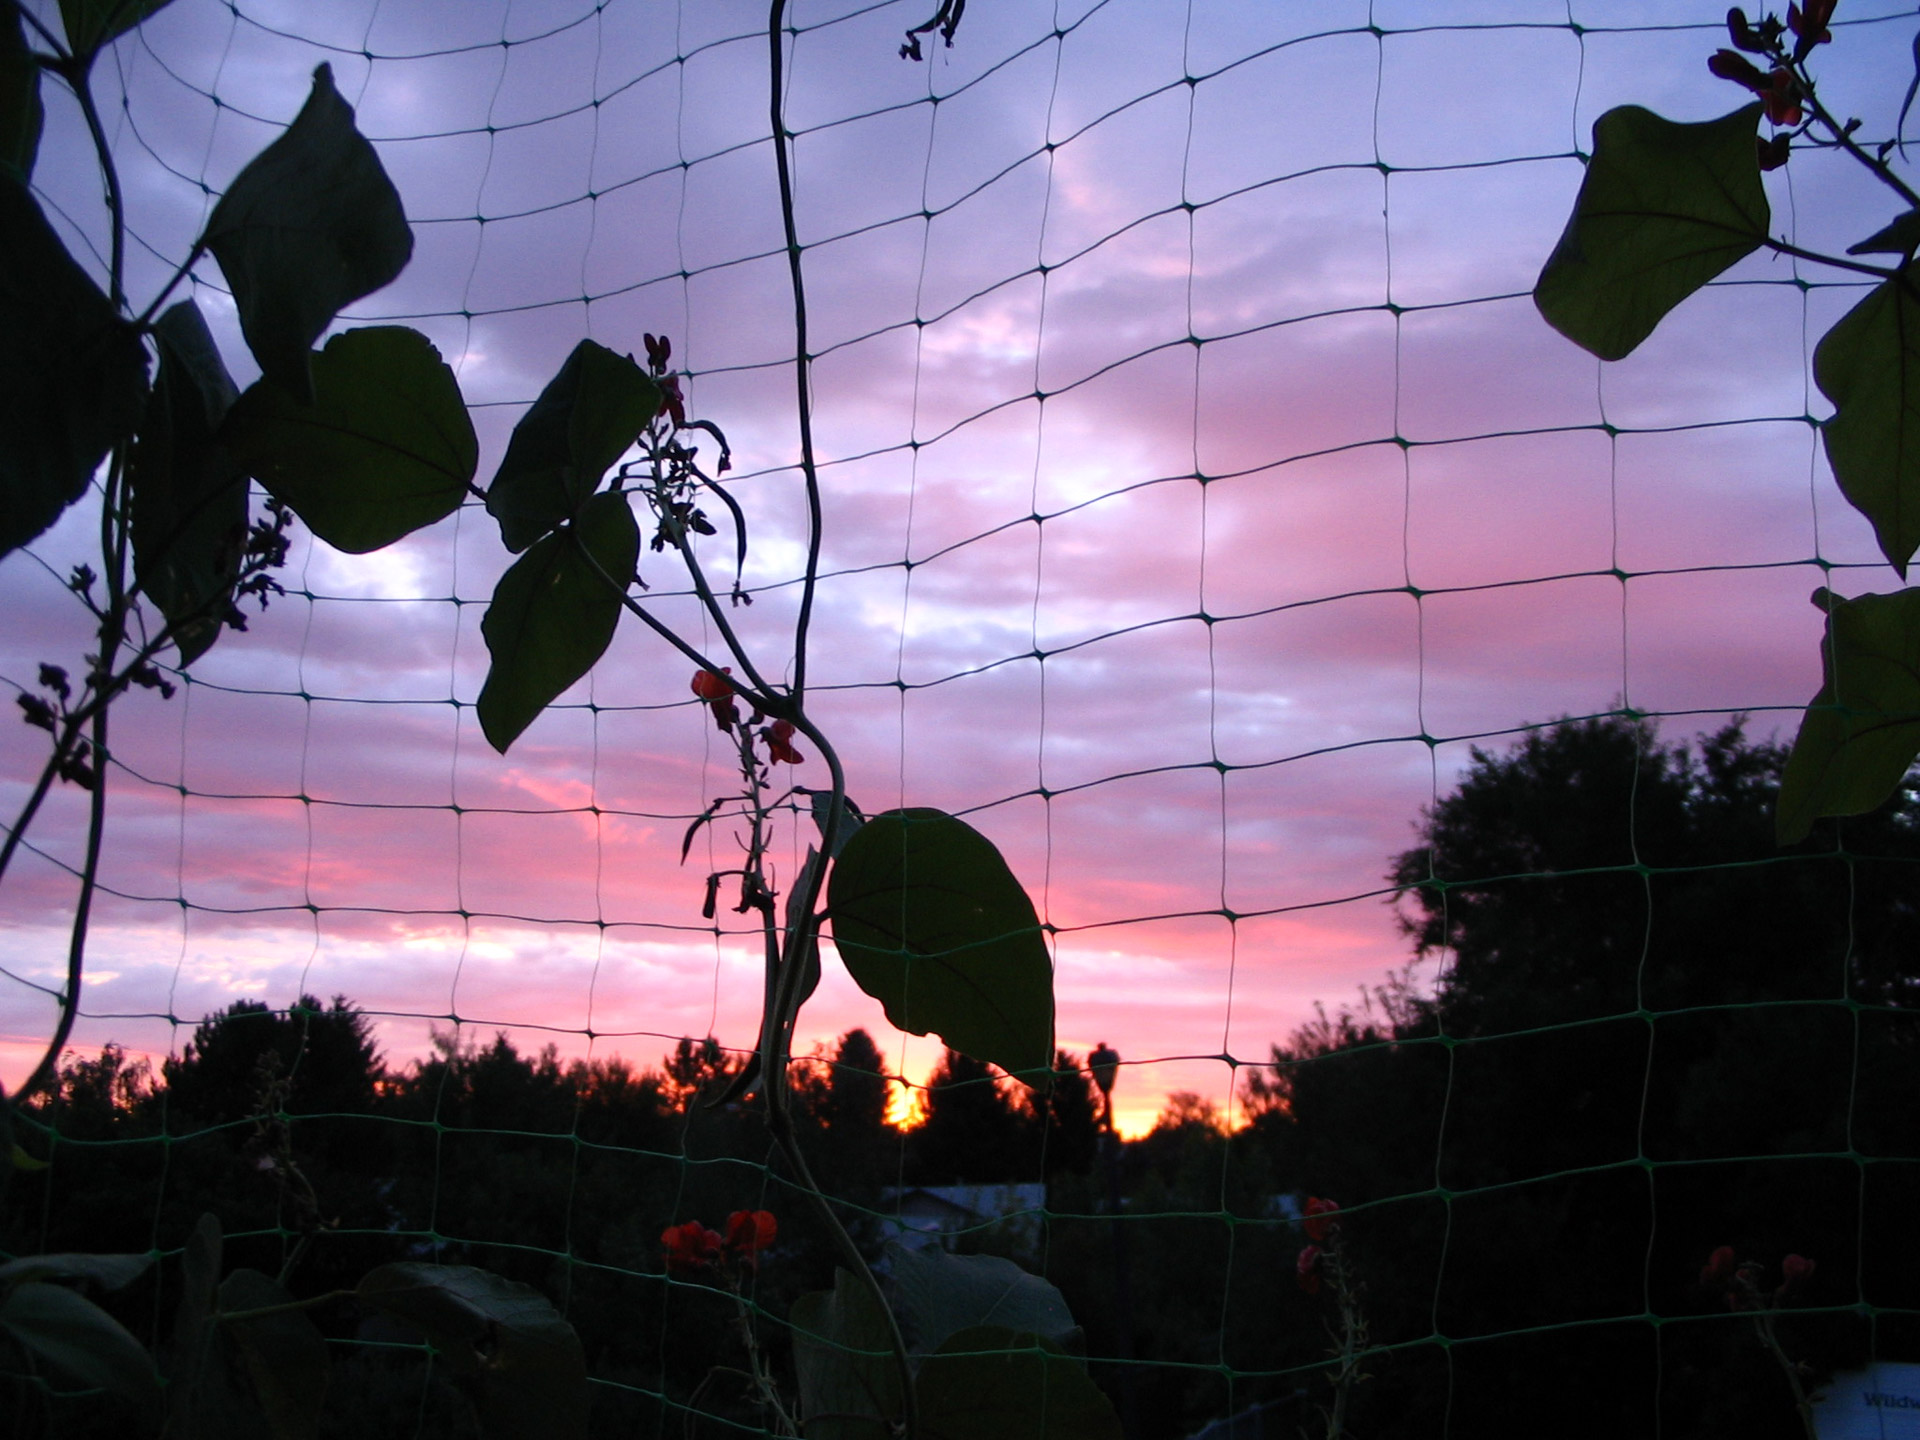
1247;716;1920;1438
907;1047;1036;1184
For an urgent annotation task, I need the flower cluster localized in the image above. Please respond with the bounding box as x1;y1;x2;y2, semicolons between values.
692;667;740;732
688;669;804;764
662;1209;779;1276
1699;1244;1816;1311
1709;3;1837;168
1296;1196;1340;1295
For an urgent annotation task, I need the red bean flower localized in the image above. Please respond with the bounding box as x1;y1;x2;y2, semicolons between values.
766;719;804;765
1787;0;1834;55
1303;1196;1340;1243
726;1209;779;1256
691;668;740;733
1781;1253;1816;1289
1296;1244;1323;1295
1700;1244;1737;1287
662;1220;724;1274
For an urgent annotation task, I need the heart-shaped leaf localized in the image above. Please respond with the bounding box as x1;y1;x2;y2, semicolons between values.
1535;103;1768;361
0;1252;150;1289
883;1243;1078;1357
357;1263;587;1440
1777;587;1920;843
132;301;248;664
1815;278;1920;577
828;808;1054;1083
223;325;474;554
1;5;43;180
0;174;148;559
791;1267;903;1440
477;489;639;753
915;1327;1120;1440
58;0;175;62
486;340;661;553
203;63;411;402
0;1280;161;1409
219;1268;329;1440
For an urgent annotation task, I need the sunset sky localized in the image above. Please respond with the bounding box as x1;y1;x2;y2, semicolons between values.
4;0;1913;1134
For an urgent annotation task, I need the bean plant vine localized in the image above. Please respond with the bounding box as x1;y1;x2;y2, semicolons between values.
0;1;1112;1435
1533;0;1920;840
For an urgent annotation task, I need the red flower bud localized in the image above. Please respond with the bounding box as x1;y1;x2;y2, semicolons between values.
1726;7;1768;52
1781;1253;1815;1288
726;1209;778;1255
691;668;734;701
662;1220;724;1274
1709;48;1769;90
765;719;804;765
659;372;687;428
1700;1244;1737;1286
691;669;740;733
1303;1197;1341;1243
1762;69;1803;126
1296;1244;1322;1294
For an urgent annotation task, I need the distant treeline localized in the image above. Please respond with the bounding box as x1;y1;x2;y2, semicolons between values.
7;717;1919;1440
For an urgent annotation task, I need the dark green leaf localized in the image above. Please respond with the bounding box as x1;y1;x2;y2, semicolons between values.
1;5;42;180
219;1269;329;1440
133;301;247;664
0;1253;150;1290
883;1243;1078;1357
790;1267;903;1440
1535;103;1768;361
0;173;148;559
828;808;1055;1082
1814;278;1920;577
166;1214;245;1439
1777;587;1920;843
357;1263;587;1440
1847;210;1920;260
223;325;474;554
0;1280;161;1408
203;63;411;402
916;1328;1120;1440
58;0;174;60
477;489;638;753
486;340;661;552
9;1143;48;1171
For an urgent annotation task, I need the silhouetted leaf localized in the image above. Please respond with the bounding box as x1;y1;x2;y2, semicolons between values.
1778;587;1920;843
357;1263;587;1440
791;1267;902;1440
883;1243;1078;1357
828;808;1054;1082
486;340;661;552
132;300;247;664
0;1253;149;1289
477;488;638;753
0;1280;161;1408
58;0;174;61
203;63;411;402
916;1327;1120;1440
219;1269;329;1440
223;325;474;553
1847;209;1920;260
1;6;42;180
0;174;148;559
165;1214;243;1439
1815;278;1920;577
1535;103;1768;360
